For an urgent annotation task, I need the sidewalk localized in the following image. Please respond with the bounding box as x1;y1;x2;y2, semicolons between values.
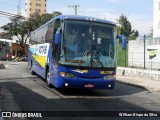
116;75;160;93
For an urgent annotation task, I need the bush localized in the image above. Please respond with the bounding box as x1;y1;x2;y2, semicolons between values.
117;44;128;67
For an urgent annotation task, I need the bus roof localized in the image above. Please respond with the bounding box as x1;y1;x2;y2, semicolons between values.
54;15;115;25
33;15;116;32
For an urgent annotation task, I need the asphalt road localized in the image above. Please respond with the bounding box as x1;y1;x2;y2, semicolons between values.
0;62;160;120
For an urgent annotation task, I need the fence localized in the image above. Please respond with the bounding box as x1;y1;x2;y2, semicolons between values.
128;36;160;70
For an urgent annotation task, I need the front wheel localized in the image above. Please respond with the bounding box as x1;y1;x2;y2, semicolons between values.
46;70;52;88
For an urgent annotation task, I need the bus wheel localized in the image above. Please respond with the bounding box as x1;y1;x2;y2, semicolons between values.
46;70;52;88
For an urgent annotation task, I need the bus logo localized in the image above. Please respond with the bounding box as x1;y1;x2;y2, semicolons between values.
39;45;47;54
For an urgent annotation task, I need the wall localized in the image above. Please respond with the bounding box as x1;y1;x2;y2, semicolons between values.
128;37;160;70
117;67;160;81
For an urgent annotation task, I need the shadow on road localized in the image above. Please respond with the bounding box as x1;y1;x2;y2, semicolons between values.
32;74;148;97
57;82;147;97
1;81;159;120
0;82;152;111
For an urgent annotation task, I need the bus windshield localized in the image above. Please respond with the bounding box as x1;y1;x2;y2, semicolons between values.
60;20;116;68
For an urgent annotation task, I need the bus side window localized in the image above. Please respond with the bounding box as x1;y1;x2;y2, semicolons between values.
45;22;54;43
53;19;61;42
53;19;61;66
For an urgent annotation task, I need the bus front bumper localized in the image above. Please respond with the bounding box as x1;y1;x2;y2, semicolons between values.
57;76;115;89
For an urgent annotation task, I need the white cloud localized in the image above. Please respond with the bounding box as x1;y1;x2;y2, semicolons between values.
83;7;152;35
128;15;152;35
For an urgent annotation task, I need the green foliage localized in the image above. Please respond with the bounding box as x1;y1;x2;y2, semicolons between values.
116;14;139;40
117;44;128;67
0;11;62;56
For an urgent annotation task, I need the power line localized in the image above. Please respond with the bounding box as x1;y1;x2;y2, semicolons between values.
0;11;26;19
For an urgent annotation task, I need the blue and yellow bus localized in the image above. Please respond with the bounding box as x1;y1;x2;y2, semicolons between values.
28;15;126;89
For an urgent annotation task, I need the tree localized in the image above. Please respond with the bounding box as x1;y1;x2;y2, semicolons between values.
1;16;32;55
28;11;62;31
117;14;139;40
128;29;139;40
1;11;62;56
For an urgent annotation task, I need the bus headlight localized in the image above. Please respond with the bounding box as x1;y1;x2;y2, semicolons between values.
59;72;75;78
104;75;116;80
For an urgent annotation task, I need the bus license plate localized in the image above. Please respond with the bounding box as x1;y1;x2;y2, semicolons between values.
85;84;94;88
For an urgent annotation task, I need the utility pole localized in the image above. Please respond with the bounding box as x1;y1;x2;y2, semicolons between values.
17;0;21;16
68;5;80;15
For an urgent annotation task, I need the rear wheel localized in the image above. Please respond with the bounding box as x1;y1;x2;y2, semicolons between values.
46;69;52;88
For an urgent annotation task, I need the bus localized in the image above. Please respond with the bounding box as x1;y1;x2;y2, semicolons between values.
28;15;126;89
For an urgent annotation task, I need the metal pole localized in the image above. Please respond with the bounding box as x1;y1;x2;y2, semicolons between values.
144;35;146;69
68;5;80;15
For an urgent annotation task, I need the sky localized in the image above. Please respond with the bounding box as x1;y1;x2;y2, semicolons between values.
0;0;153;36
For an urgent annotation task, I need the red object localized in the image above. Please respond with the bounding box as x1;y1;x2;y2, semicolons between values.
84;84;94;88
6;54;10;58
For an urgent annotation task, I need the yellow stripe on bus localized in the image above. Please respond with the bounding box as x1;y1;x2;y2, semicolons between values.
32;55;46;68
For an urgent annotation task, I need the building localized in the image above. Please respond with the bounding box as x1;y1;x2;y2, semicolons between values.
0;39;28;60
26;0;47;18
0;32;11;40
153;0;160;38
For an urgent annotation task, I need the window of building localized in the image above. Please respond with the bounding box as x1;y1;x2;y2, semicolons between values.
36;9;41;13
36;3;38;6
39;4;41;6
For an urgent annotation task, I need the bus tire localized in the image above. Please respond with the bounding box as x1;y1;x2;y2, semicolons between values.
46;69;52;88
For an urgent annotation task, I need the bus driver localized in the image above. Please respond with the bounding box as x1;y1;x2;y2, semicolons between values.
66;27;78;44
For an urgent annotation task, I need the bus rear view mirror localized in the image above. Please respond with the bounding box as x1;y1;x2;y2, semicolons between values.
117;35;127;50
55;29;61;44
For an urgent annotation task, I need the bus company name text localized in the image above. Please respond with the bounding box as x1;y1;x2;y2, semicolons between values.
39;45;47;54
